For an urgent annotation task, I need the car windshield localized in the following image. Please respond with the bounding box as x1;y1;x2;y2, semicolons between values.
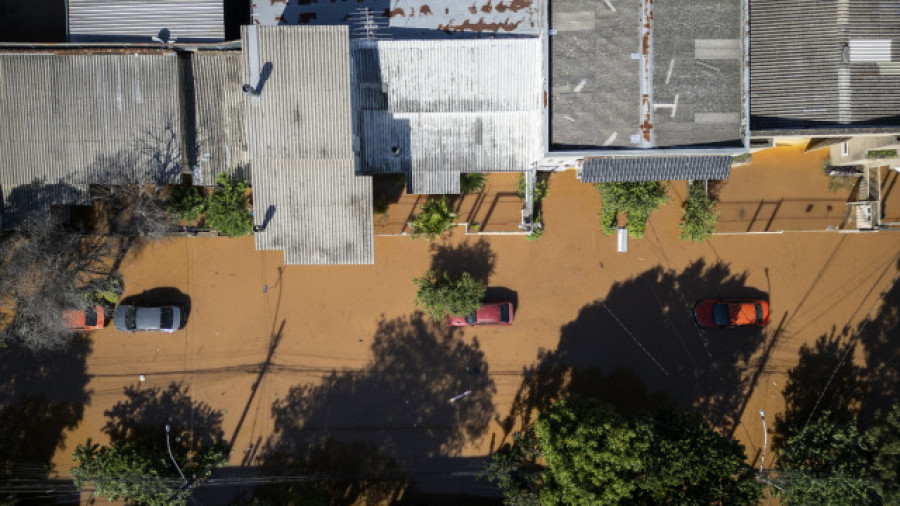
500;304;510;323
465;314;477;325
755;304;763;323
160;308;174;329
712;303;730;326
84;307;98;327
124;306;137;330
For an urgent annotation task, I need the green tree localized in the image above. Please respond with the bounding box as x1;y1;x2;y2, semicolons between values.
166;185;207;221
774;413;878;505
489;398;760;506
413;270;486;320
485;429;542;506
517;174;549;202
72;437;223;506
460;173;487;195
409;196;458;240
206;173;252;236
865;403;900;504
595;181;669;238
679;183;717;243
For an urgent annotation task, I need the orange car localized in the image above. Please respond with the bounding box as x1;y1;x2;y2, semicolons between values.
63;304;106;331
693;299;769;328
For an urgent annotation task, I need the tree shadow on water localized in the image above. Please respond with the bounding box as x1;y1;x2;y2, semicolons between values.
503;260;767;437
0;339;92;503
103;382;226;458
773;329;868;449
429;239;496;284
775;262;900;446
250;313;497;504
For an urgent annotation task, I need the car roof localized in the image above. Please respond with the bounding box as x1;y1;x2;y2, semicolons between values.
727;301;759;325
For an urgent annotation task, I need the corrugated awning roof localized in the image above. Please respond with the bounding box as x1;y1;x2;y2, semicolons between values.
581;156;733;183
68;0;224;42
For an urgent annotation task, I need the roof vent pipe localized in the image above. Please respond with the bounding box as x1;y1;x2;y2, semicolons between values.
242;84;260;100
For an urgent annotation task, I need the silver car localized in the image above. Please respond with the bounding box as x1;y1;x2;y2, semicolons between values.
113;305;182;333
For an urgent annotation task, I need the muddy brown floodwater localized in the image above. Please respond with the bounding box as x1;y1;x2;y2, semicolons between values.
52;146;900;505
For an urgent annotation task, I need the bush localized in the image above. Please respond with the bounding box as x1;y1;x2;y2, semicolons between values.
517;174;549;202
414;270;486;321
460;173;487;195
679;183;717;243
409;196;458;240
526;210;543;241
867;149;898;159
732;153;752;165
165;185;206;221
595;181;669;238
206;173;252;237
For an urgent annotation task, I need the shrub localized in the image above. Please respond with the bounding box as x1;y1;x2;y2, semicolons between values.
867;149;898;159
414;270;486;321
679;183;718;243
732;153;752;165
517;174;549;202
409;195;457;240
526;210;543;241
460;173;487;195
595;181;669;238
165;185;206;221
206;173;252;237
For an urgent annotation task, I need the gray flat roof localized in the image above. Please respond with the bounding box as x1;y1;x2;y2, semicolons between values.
244;26;375;265
750;0;900;132
550;0;744;149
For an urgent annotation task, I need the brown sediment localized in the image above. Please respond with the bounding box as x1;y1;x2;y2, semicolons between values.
507;0;531;11
420;4;433;15
389;7;405;17
468;4;477;14
438;17;522;32
481;0;493;13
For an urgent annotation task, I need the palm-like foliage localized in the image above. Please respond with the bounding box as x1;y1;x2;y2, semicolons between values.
595;181;669;238
679;183;717;243
409;196;458;240
460;173;487;195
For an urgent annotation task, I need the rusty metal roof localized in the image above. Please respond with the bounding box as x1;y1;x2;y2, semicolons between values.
352;37;544;194
243;26;374;265
251;0;542;37
68;0;225;43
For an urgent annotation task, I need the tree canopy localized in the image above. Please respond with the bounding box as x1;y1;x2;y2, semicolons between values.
413;269;486;321
488;397;761;506
774;413;879;505
409;196;458;240
595;181;669;238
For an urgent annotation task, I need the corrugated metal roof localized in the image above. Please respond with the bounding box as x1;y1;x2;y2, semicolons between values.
243;26;374;265
581;156;733;183
68;0;224;42
251;160;374;265
750;0;900;131
190;52;249;186
352;38;544;194
0;53;183;227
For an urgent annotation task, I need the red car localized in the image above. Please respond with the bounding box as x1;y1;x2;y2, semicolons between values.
449;302;515;326
63;304;106;331
693;299;769;328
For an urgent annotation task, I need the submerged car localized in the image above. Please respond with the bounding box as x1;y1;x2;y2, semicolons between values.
449;301;515;327
693;298;769;328
113;304;183;333
63;304;106;331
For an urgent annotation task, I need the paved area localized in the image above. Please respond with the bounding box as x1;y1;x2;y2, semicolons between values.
37;148;900;502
